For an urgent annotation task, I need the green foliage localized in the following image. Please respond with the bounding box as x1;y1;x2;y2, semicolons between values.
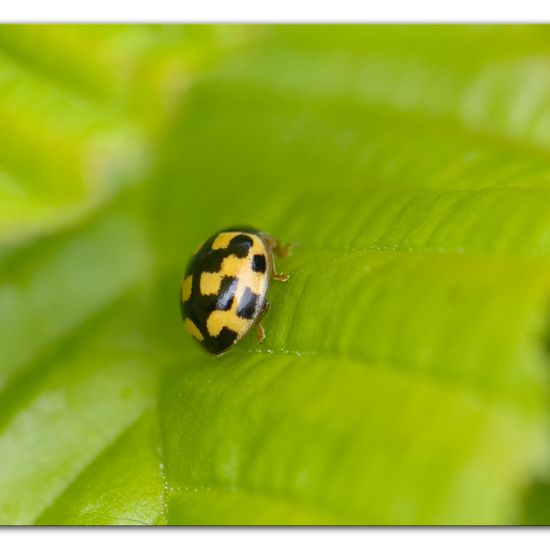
1;24;550;525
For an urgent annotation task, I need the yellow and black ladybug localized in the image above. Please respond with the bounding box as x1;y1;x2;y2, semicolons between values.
180;227;290;355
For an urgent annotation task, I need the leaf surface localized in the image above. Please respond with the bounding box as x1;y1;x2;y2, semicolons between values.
2;25;550;525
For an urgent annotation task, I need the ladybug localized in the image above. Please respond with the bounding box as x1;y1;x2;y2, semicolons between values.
180;227;290;355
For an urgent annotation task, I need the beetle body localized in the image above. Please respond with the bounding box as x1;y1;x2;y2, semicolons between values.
181;227;287;355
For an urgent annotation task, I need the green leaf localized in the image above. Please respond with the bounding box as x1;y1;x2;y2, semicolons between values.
2;25;550;525
0;24;254;525
153;26;550;524
36;412;165;526
0;24;251;247
0;292;160;524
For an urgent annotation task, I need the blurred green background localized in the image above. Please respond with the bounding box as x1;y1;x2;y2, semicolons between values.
2;24;550;525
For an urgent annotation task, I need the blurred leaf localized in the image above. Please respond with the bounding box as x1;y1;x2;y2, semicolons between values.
0;24;254;525
0;291;161;524
36;412;164;526
0;24;251;248
2;25;550;525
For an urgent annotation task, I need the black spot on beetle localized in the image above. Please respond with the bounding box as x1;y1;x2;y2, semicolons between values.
217;276;238;311
199;248;231;273
191;233;253;274
237;287;259;319
228;234;254;258
251;254;266;273
207;327;238;354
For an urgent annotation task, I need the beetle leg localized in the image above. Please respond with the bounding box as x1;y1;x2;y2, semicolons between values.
256;323;266;344
258;300;270;321
272;272;289;282
264;234;293;282
255;301;270;344
271;252;290;281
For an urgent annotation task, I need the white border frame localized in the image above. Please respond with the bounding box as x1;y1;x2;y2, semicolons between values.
1;0;550;23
